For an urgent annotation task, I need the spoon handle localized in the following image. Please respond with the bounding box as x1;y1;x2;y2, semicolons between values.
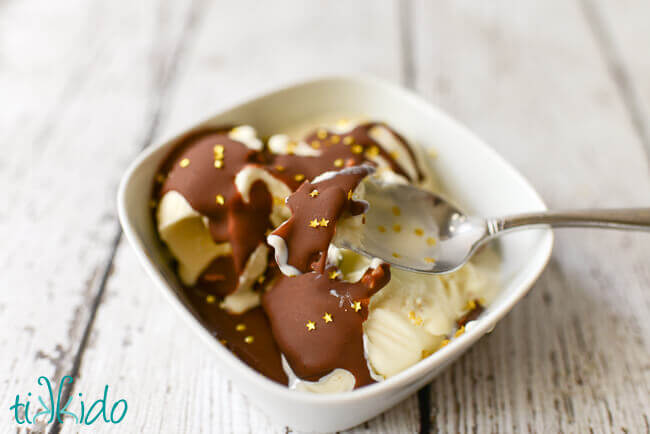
488;208;650;234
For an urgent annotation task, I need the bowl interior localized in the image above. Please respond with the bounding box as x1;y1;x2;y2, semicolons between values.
118;76;552;428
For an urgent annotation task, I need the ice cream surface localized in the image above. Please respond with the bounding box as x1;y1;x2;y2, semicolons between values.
152;118;499;393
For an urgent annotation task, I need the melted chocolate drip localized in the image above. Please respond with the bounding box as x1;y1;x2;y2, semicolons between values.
270;166;373;274
262;265;390;387
457;300;485;328
269;122;422;190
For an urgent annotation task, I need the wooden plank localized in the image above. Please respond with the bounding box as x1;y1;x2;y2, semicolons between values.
59;1;421;433
411;1;650;432
0;0;197;432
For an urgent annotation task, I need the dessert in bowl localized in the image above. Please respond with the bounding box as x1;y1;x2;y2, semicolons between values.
118;76;552;431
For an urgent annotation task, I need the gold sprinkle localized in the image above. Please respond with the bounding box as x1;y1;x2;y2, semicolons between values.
316;129;328;139
257;275;266;284
306;321;316;331
351;301;362;312
439;339;450;350
309;189;319;198
155;173;166;183
389;151;399;160
220;339;227;345
424;257;436;264
286;141;297;155
311;140;321;149
179;158;190;168
206;295;216;304
393;224;402;233
319;218;330;227
273;196;284;205
328;270;340;280
351;144;363;154
275;165;285;172
347;190;353;200
333;158;344;168
455;326;466;338
343;136;354;145
378;225;386;233
330;135;341;144
214;159;224;169
244;336;254;344
309;219;319;228
414;228;424;237
216;194;225;205
322;312;333;323
408;311;423;326
392;206;401;216
392;252;401;258
213;144;225;155
365;146;380;158
426;237;437;246
294;173;305;182
235;323;246;332
422;349;433;358
465;299;477;311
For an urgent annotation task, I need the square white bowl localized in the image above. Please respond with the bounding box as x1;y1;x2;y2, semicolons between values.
117;76;553;432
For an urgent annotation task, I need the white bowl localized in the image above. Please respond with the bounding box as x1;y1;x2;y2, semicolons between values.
117;76;553;432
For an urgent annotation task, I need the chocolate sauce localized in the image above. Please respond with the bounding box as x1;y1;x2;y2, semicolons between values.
262;265;390;387
153;123;423;389
270;166;373;274
457;300;484;328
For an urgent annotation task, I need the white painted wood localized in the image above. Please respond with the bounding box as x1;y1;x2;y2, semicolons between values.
57;1;420;433
412;1;650;432
0;0;195;432
2;0;648;433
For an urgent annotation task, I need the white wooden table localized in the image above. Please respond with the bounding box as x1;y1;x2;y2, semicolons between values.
2;1;649;433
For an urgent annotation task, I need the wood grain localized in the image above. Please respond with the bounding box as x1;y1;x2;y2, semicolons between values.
411;1;650;432
1;0;648;433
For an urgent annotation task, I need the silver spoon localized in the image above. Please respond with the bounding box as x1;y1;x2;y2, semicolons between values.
335;177;650;274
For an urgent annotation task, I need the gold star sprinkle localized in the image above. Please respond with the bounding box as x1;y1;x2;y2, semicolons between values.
389;151;399;160
311;140;321;149
244;336;254;344
206;295;216;304
306;321;316;331
309;189;319;198
309;219;319;228
422;349;433;358
365;146;380;158
220;339;227;345
333;158;344;168
347;190;353;200
351;301;362;312
213;144;225;155
392;206;401;216
455;326;466;338
393;224;402;233
408;311;423;326
426;237;437;246
328;270;340;280
216;194;225;205
343;136;354;145
330;135;340;144
155;173;166;183
414;228;424;237
273;196;284;205
179;158;190;168
294;173;305;182
322;312;333;323
275;165;285;172
214;160;224;169
257;275;266;284
317;129;328;139
378;225;386;233
424;257;436;264
465;300;477;311
319;218;329;227
439;339;450;350
392;252;401;258
235;323;246;332
286;141;297;155
351;144;363;154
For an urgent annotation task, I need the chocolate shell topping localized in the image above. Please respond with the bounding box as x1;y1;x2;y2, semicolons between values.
153;122;424;388
269;165;374;274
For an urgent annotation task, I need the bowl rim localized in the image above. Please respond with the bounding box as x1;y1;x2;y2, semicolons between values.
117;74;554;404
